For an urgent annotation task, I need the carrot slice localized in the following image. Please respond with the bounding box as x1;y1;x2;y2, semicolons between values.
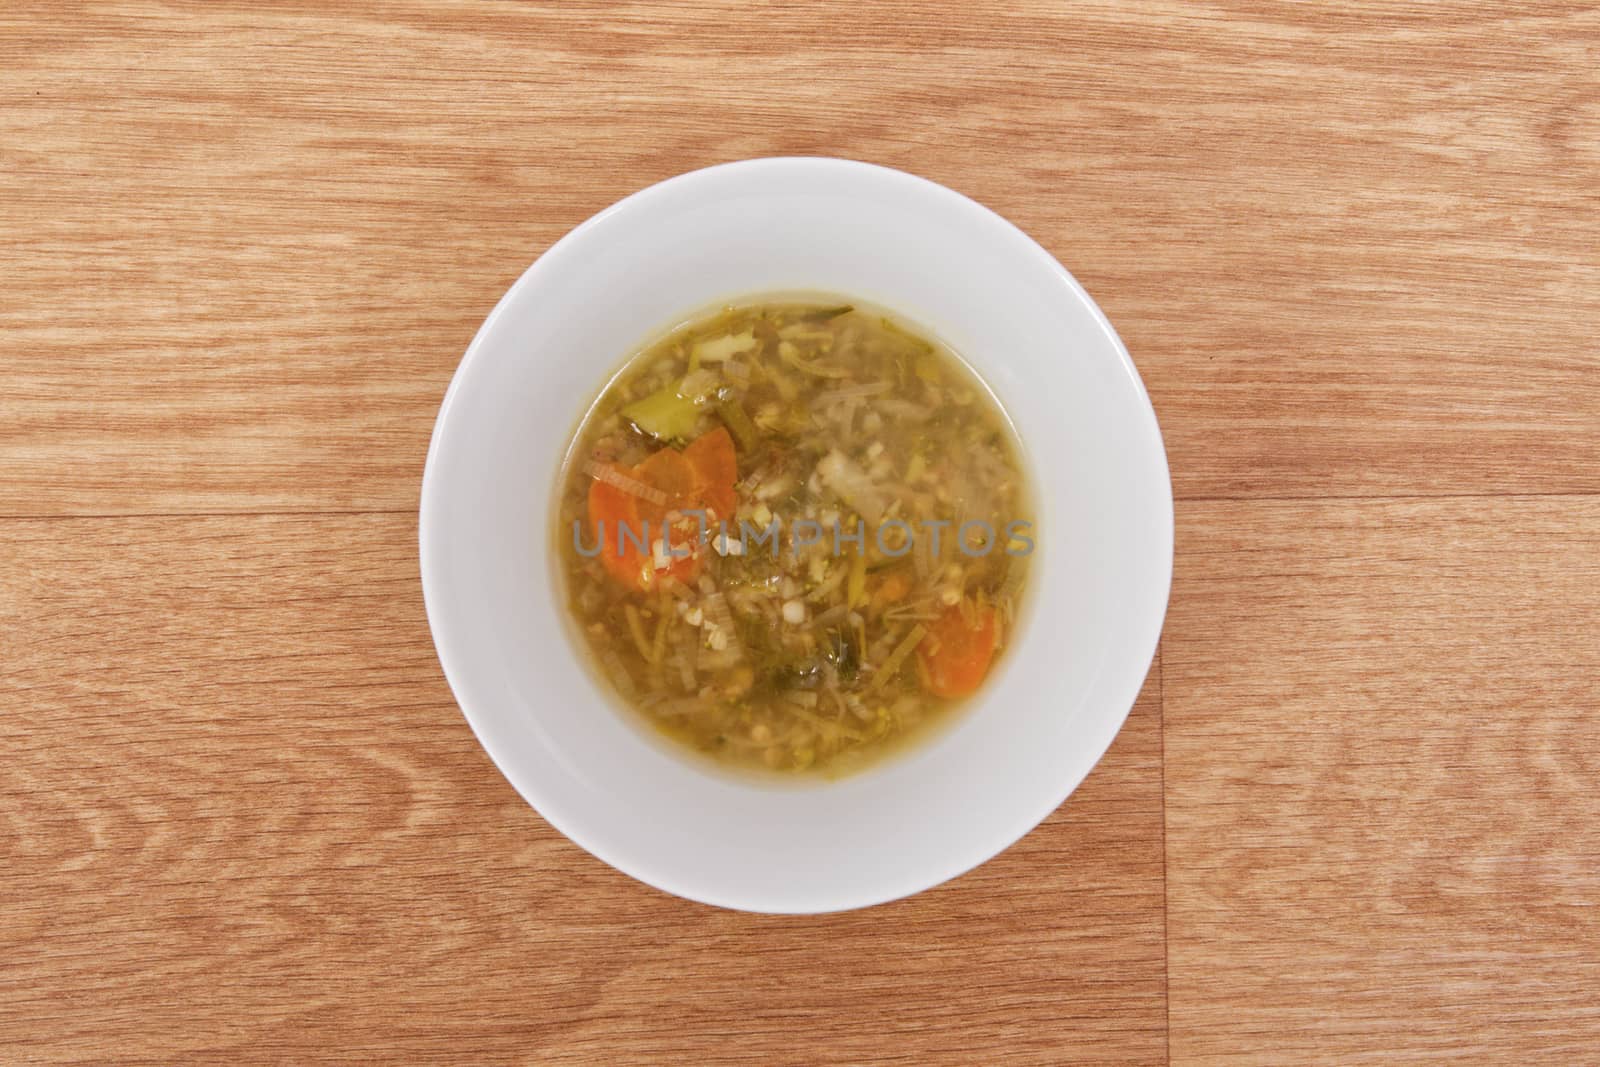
682;425;738;520
585;428;739;592
874;570;912;606
918;603;999;698
634;446;697;515
587;467;652;590
633;447;702;583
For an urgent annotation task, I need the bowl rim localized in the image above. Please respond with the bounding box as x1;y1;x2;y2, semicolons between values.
419;156;1173;911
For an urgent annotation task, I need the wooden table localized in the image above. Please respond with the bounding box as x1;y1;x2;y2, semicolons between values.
4;3;1596;1063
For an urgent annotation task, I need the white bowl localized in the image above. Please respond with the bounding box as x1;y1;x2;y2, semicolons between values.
420;158;1171;913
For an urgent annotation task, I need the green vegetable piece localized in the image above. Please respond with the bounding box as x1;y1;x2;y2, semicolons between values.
622;383;699;440
803;305;854;322
846;550;867;608
825;629;859;682
715;398;761;452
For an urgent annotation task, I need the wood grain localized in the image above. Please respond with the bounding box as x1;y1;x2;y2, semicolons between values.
0;515;1167;1064
1163;496;1600;1063
3;2;1597;515
6;1;1600;1062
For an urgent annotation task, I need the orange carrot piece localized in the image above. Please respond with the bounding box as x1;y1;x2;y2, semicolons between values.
586;427;741;592
682;426;738;520
587;467;652;590
917;603;999;698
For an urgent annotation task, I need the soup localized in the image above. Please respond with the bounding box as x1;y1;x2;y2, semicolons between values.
555;298;1033;776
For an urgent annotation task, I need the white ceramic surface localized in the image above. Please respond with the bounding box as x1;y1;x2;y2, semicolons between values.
419;158;1172;913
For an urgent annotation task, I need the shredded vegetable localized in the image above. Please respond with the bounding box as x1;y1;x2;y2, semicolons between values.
557;300;1032;775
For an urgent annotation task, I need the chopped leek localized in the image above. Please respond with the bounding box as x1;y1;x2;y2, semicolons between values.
804;305;854;321
847;550;867;609
716;398;760;452
867;624;928;692
693;331;755;363
623;383;700;440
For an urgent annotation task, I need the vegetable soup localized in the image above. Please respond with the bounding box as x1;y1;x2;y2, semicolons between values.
555;298;1034;776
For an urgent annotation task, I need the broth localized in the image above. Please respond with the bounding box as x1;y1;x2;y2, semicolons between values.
555;298;1034;777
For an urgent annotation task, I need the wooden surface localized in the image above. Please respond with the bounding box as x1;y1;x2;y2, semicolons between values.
2;2;1596;1063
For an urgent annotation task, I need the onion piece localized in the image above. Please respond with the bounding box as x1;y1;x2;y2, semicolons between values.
815;449;885;524
816;380;893;403
866;624;928;692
